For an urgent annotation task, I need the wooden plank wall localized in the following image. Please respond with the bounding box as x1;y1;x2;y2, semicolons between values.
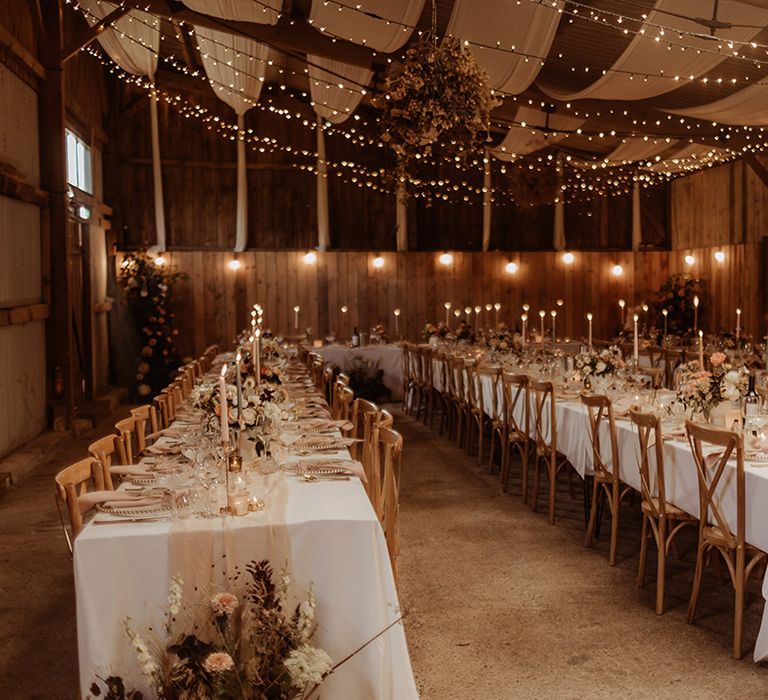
127;242;761;359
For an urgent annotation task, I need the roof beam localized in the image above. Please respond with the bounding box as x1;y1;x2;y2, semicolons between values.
61;5;130;63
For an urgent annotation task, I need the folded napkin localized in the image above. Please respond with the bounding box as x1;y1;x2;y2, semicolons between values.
109;464;154;478
705;451;725;470
78;490;164;514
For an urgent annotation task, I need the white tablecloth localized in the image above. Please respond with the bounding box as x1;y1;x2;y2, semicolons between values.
317;344;403;400
474;370;768;662
75;472;417;697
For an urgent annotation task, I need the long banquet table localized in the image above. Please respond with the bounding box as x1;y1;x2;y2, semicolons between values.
461;364;768;661
74;381;417;697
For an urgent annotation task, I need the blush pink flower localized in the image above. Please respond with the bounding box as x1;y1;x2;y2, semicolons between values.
203;652;234;673
710;352;726;367
210;592;239;617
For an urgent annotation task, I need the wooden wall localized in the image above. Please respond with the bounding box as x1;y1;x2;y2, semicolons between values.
126;242;762;360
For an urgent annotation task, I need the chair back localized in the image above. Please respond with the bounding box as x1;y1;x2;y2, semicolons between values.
54;457;102;552
88;434;122;491
629;410;668;518
638;366;663;389
531;379;556;457
322;366;335;404
332;373;350;418
371;425;404;580
337;387;354;425
115;416;138;465
664;349;684;388
465;359;480;412
480;367;502;421
580;393;620;481
503;373;530;438
130;404;159;453
154;393;170;428
420;347;434;392
351;398;379;463
686;421;745;550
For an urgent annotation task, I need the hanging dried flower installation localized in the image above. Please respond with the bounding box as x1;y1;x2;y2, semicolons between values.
379;35;499;182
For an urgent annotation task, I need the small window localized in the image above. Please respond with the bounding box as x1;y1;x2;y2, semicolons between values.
66;128;92;194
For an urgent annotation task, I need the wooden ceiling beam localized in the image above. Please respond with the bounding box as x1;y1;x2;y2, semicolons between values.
61;6;131;63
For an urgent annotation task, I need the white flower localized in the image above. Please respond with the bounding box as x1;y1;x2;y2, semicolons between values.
296;590;316;642
284;644;332;688
596;361;606;374
244;377;256;392
168;574;183;617
241;407;257;425
225;385;237;401
724;370;739;385
124;621;160;688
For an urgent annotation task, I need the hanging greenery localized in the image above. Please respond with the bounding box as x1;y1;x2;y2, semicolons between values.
378;35;499;182
118;251;187;399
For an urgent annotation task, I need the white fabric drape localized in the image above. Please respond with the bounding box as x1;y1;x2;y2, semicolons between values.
183;0;283;24
316;120;330;251
446;0;562;94
541;0;768;102
491;106;583;161
396;182;408;252
482;155;491;251
607;137;677;166
632;181;642;251
647;143;730;173
80;0;166;249
669;83;768;126
308;58;373;124
309;0;424;52
195;27;269;251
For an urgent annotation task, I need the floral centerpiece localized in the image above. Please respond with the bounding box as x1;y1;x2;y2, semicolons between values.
574;345;625;379
483;325;523;355
378;34;499;181
89;560;332;699
370;323;387;344
260;365;283;385
674;353;749;419
449;322;476;344
190;374;286;441
422;321;449;340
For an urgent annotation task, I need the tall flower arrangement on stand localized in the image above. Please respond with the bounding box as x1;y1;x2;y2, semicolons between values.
118;251;187;399
650;273;705;339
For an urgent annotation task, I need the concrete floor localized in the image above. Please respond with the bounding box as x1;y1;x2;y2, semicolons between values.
395;409;768;699
1;406;767;698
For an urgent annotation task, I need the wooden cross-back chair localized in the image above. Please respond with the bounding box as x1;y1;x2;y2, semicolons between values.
371;425;404;584
500;373;531;500
480;367;503;471
337;387;355;426
322;366;335;405
350;398;380;465
130;404;159;454
664;349;685;389
420;347;437;427
332;373;350;419
401;343;416;414
637;365;664;389
685;422;768;658
581;393;634;565
153;393;170;430
411;346;430;424
447;355;468;447
630;410;697;615
54;457;103;554
433;352;451;436
464;360;487;463
160;386;177;423
88;434;123;491
531;380;573;524
114;416;139;465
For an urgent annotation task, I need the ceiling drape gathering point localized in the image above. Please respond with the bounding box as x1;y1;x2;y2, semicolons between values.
182;0;283;25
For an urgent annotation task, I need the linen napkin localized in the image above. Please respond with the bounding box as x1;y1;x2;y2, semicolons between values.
78;490;165;514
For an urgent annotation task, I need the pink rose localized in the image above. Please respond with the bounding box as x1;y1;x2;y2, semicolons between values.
710;352;726;367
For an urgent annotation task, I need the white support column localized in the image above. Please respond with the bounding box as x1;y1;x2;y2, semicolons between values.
396;180;408;251
234;112;248;252
316;119;330;251
482;153;491;251
149;95;166;251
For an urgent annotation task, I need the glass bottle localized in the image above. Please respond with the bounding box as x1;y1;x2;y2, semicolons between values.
351;326;360;347
743;373;760;432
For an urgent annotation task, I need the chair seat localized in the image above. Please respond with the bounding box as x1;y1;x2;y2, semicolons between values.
702;525;767;554
506;429;528;444
641;498;696;521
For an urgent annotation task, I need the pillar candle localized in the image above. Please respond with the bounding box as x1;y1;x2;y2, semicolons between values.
219;364;229;447
235;351;242;428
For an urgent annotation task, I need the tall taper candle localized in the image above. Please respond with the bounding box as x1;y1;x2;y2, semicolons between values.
698;329;704;368
587;313;593;347
539;310;545;349
444;301;451;326
633;314;639;364
293;305;300;331
250;334;257;375
394;308;401;337
474;306;481;333
521;313;527;346
235;351;242;429
619;299;626;328
219;364;229;447
551;310;557;345
662;309;668;338
693;295;699;333
736;308;741;343
494;302;501;326
254;328;261;386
